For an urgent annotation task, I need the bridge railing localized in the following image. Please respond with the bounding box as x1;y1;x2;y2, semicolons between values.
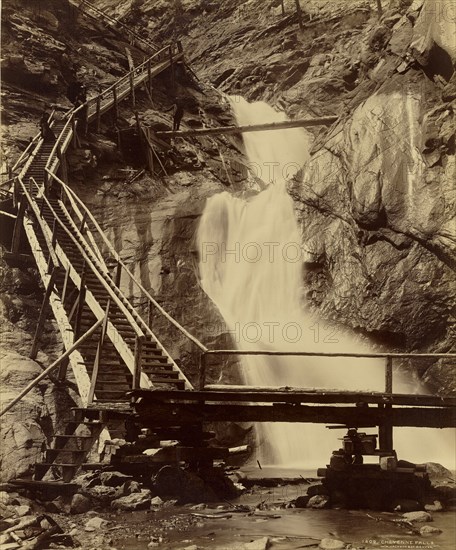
199;349;456;393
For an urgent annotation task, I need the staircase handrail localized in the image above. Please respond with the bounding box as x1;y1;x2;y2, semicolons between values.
76;0;160;53
48;171;207;353
17;177;60;270
30;179;146;340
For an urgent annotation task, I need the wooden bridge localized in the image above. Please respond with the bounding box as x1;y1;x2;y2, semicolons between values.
1;3;455;488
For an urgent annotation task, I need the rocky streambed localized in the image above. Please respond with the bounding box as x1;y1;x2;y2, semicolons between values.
1;464;455;550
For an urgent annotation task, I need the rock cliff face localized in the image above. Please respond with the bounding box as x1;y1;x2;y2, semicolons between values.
1;0;455;478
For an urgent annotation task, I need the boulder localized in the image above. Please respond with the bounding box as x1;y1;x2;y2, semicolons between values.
100;471;133;487
14;504;31;517
307;495;330;509
153;466;218;504
420;525;442;535
319;539;346;550
119;480;142;496
84;516;108;532
293;495;310;508
425;500;443;512
150;496;164;508
402;511;432;523
111;490;152;511
70;493;92;515
245;538;270;550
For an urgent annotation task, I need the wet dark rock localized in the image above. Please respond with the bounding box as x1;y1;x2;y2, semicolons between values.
99;471;133;488
119;479;142;496
293;495;310;508
307;484;329;497
111;489;152;511
153;466;218;504
307;495;330;509
70;493;92;515
392;498;422;512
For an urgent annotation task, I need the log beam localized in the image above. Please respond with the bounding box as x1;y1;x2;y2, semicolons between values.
134;402;455;429
154;117;339;138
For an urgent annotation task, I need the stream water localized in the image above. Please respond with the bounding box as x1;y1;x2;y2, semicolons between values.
197;96;455;469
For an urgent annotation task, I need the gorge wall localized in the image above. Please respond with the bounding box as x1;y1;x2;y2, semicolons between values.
1;0;455;479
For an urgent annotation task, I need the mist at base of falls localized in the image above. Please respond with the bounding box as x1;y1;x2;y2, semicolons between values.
197;96;455;469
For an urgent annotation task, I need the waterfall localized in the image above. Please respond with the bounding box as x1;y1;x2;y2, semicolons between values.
197;96;454;468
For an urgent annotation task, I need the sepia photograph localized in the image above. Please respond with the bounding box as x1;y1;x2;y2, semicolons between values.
0;1;455;549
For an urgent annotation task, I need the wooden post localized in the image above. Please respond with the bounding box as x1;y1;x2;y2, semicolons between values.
114;260;122;287
198;352;206;391
61;264;71;304
96;94;101;133
74;266;87;339
57;357;70;381
376;0;383;18
378;404;394;452
280;0;285;16
133;335;145;390
13;177;19;208
59;150;69;184
113;85;119;120
87;300;110;404
43;171;49;196
11;200;26;254
48;220;58;274
295;0;303;29
79;211;88;233
71;117;78;148
385;356;393;394
30;268;59;359
129;71;136;109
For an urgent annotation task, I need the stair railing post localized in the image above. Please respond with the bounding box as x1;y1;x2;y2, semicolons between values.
71;116;78;148
129;70;136;109
87;299;111;404
74;264;87;339
198;352;207;391
11;199;26;254
13;177;19;208
114;260;122;287
48;219;58;273
133;335;144;391
30;267;59;360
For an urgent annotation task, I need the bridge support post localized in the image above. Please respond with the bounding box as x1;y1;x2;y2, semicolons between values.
379;355;394;452
133;335;145;391
11;200;26;254
87;300;111;404
30;267;59;360
198;352;206;391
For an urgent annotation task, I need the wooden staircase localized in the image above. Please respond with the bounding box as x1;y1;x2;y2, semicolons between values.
6;32;191;483
35;409;104;483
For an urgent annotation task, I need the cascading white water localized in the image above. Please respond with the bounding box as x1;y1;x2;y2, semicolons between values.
197;96;455;468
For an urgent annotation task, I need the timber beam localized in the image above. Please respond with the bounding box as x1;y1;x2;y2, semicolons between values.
134;402;456;429
154;116;339;138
